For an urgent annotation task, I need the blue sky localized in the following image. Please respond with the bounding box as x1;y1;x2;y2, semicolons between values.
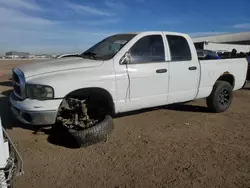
0;0;249;54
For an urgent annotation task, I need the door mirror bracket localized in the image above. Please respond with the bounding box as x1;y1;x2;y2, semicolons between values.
120;51;131;65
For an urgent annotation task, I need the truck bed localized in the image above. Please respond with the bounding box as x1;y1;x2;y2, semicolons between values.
196;58;248;99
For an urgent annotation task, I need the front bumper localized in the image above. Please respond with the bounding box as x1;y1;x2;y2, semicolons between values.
9;92;62;125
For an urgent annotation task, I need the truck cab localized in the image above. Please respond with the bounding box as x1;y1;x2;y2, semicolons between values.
114;31;202;111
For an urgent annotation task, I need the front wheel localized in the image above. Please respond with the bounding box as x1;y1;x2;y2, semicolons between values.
206;81;233;113
56;97;114;147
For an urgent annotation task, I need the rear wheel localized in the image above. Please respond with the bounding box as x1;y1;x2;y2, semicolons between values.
206;81;233;113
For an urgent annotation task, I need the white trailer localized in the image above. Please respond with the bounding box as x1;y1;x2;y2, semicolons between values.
194;41;250;53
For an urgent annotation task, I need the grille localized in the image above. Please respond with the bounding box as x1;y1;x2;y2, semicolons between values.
12;71;20;83
12;69;25;100
13;84;21;96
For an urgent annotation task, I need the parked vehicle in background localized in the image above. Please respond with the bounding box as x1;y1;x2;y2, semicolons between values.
9;31;248;146
197;49;221;60
216;50;229;57
0;117;23;187
194;41;250;54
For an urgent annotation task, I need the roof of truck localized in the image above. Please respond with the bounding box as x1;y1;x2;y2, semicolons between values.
116;31;187;36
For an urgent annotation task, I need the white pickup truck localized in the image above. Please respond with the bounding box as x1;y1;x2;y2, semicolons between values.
10;31;248;127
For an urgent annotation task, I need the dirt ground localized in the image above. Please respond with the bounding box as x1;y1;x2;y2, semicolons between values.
0;60;250;188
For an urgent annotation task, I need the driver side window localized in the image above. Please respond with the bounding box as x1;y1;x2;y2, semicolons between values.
129;35;165;64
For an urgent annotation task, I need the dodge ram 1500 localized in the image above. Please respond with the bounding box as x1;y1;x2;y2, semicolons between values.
9;31;248;127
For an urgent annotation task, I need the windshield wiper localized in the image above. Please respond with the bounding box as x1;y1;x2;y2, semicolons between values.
82;52;97;60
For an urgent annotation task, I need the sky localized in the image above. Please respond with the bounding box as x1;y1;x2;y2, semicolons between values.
0;0;250;54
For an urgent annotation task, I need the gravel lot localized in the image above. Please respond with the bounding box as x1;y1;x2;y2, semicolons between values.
0;60;250;188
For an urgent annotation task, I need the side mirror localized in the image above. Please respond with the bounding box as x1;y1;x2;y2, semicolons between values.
120;51;130;65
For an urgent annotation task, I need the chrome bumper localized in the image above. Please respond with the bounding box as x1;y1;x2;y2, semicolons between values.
9;93;59;125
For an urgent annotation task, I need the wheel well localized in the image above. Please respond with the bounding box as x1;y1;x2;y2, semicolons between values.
217;73;235;88
65;87;115;115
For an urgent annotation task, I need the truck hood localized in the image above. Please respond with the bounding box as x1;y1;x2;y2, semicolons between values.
18;57;104;78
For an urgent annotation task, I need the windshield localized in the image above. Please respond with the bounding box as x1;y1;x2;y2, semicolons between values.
81;34;137;60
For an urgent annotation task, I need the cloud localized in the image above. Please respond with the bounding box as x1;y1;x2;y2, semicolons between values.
0;0;54;26
67;2;114;16
233;23;250;29
190;32;228;37
0;25;117;54
0;0;120;54
0;0;42;11
0;7;117;54
0;7;57;26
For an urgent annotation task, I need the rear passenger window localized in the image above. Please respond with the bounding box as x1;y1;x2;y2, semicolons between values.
129;35;165;64
166;35;192;61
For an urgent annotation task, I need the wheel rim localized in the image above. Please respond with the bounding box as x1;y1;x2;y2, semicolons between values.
217;88;230;107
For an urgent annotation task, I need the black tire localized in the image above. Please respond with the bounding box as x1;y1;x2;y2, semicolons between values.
67;115;114;148
206;81;233;113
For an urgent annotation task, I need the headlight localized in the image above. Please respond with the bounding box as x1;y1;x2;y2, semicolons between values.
26;84;54;100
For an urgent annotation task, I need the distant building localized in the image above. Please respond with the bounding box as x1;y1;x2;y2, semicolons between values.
5;51;30;56
192;31;250;53
192;31;250;45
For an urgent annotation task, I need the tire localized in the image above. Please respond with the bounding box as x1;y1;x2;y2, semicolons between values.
67;115;114;148
206;81;233;113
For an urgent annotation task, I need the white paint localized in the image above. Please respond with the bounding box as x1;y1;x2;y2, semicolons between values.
9;31;249;124
197;58;248;98
18;58;104;78
163;32;201;104
113;31;169;111
9;95;62;111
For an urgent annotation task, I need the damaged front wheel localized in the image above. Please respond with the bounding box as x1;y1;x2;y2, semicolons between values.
68;115;114;147
56;97;114;147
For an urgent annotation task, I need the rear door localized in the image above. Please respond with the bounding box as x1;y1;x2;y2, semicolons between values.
164;34;200;103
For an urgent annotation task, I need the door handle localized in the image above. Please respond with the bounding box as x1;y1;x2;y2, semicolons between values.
156;69;168;73
189;66;197;70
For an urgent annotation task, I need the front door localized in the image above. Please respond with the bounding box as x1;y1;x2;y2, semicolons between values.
115;33;170;112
